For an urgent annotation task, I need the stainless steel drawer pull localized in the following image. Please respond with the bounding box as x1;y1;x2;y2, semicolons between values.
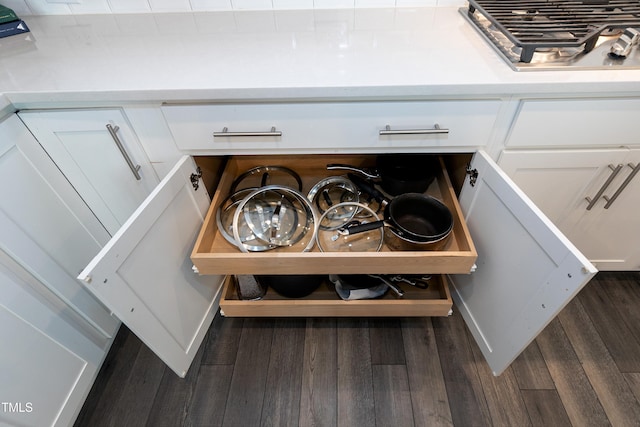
106;124;142;180
379;124;449;135
603;162;640;209
585;163;623;210
213;126;282;138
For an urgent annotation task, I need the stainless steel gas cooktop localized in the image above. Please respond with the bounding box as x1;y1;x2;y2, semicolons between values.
461;0;640;71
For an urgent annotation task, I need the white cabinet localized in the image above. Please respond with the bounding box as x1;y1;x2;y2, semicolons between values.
0;246;110;427
18;109;159;235
161;100;503;154
499;96;640;270
0;114;118;426
0;114;118;337
505;98;640;148
13;101;594;380
499;148;640;270
78;148;595;377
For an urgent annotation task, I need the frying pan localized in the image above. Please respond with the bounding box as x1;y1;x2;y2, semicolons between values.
327;154;438;196
341;193;453;244
342;174;453;247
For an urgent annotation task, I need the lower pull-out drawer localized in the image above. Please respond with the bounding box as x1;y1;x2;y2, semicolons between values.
219;274;453;317
191;154;477;275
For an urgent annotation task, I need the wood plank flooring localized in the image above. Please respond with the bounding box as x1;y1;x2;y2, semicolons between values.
75;272;640;427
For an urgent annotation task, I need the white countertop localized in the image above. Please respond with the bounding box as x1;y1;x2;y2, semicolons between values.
1;6;639;109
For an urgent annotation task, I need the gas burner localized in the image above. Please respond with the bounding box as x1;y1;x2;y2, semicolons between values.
462;0;640;70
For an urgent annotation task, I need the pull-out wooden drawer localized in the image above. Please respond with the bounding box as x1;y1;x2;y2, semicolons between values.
190;154;477;275
219;274;453;317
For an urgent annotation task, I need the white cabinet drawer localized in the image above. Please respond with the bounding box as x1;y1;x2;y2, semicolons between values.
506;98;640;148
162;100;501;154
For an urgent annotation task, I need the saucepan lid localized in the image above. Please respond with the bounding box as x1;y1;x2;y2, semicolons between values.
315;202;383;252
230;165;302;194
232;185;319;253
307;175;359;230
216;188;276;252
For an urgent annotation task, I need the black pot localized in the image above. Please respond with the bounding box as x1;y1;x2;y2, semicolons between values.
340;192;453;249
327;154;438;196
376;154;438;196
256;275;325;298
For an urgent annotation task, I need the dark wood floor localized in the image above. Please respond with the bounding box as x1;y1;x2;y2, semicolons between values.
74;272;640;427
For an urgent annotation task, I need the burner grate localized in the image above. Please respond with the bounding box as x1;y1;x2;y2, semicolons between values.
467;0;640;62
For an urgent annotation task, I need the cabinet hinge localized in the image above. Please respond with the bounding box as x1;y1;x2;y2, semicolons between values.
190;167;203;191
466;164;478;187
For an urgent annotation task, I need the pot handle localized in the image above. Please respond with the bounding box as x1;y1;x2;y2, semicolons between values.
346;173;387;204
339;219;385;235
327;164;380;180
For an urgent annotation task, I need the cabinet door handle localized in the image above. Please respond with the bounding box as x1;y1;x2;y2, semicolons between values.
584;163;623;210
379;124;449;135
213;126;282;138
106;124;142;180
603;162;640;209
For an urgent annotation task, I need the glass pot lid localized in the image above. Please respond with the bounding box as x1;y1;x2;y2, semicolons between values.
232;185;319;253
307;175;359;230
216;188;276;252
316;202;383;252
230;165;302;194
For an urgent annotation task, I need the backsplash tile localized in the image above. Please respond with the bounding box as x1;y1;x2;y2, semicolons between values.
355;0;395;8
69;0;111;14
190;0;233;11
231;0;273;10
23;0;71;15
148;0;192;12
1;0;464;16
107;0;151;13
2;0;31;15
313;0;355;8
273;0;313;9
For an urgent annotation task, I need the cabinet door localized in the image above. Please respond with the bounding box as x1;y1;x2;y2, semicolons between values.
78;156;222;377
0;114;118;338
0;251;107;427
499;148;640;270
452;151;597;376
568;149;640;270
18;109;158;235
498;148;629;230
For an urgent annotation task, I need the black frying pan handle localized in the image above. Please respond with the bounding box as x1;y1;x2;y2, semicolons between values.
341;219;385;235
347;173;388;204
